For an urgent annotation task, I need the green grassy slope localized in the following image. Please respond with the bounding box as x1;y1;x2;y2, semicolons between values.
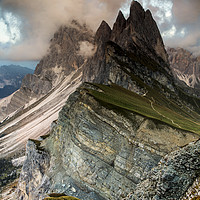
87;83;200;134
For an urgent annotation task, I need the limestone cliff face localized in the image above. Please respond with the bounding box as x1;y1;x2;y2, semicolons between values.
16;84;199;200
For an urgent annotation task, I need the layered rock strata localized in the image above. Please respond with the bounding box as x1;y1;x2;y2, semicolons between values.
17;84;199;200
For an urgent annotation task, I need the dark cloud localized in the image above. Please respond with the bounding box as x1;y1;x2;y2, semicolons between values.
0;0;127;60
1;0;200;60
173;0;200;25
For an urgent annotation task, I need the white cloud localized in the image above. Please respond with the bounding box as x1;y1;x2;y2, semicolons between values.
0;19;10;43
138;0;173;25
162;25;176;38
138;0;200;55
77;41;96;58
0;12;21;44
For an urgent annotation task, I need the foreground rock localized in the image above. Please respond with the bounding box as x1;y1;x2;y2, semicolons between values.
132;139;200;199
16;84;199;200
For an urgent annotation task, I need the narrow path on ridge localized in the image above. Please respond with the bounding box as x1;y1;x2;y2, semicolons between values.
149;97;182;129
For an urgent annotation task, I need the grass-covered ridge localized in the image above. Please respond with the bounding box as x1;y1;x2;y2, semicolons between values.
87;83;200;134
43;197;79;200
43;193;80;200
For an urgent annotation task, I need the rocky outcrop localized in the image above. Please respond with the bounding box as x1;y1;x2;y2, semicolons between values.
131;140;200;199
17;140;50;200
16;83;199;200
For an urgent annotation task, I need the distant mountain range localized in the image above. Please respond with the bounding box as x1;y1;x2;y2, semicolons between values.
0;65;34;99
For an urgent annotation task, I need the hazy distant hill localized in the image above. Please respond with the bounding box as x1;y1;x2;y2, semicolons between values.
0;65;34;98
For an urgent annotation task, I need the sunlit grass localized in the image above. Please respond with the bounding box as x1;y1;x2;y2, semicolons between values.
87;83;200;134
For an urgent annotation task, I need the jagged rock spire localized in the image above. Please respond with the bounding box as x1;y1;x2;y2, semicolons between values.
95;20;111;44
83;0;169;84
94;0;168;64
125;0;168;63
111;10;126;42
129;0;145;23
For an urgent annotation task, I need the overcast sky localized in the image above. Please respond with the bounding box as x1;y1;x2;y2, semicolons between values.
0;0;200;64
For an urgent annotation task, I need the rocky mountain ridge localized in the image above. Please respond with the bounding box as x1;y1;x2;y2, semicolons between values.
1;1;200;200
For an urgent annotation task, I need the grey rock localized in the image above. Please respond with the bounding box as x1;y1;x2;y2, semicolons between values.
167;47;200;97
16;84;199;199
111;11;126;42
131;140;200;200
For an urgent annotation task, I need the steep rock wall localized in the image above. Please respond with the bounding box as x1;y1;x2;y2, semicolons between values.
16;84;199;200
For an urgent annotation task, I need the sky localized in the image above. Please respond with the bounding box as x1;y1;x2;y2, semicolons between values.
0;0;200;69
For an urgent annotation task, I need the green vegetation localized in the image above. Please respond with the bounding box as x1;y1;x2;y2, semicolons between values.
29;139;45;152
43;193;80;200
0;158;20;191
87;83;200;134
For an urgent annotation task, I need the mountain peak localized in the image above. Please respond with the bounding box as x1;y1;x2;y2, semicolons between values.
111;10;126;42
95;20;111;44
129;0;145;22
124;0;168;63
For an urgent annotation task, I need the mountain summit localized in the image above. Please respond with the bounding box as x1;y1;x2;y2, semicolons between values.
83;0;168;84
119;1;168;63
